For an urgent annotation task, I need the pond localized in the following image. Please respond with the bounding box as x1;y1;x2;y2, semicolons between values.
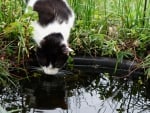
0;69;150;113
0;57;149;113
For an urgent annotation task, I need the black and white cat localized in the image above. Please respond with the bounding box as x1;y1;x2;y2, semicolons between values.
26;0;75;75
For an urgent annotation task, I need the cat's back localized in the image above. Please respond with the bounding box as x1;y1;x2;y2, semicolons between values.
27;0;75;45
27;0;72;25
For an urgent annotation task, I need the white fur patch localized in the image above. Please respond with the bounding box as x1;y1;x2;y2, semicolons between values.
31;18;74;46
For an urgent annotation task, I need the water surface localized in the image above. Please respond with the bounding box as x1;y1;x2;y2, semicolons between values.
0;72;150;113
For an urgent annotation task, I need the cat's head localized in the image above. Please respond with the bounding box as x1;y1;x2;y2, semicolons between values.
36;33;72;75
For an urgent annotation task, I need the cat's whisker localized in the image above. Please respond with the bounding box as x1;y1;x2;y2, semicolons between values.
28;66;41;71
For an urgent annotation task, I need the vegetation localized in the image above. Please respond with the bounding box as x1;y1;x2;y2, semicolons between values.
70;0;150;56
0;0;150;85
69;0;150;77
0;0;37;85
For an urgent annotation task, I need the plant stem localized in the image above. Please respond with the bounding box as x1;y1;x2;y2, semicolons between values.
143;0;147;26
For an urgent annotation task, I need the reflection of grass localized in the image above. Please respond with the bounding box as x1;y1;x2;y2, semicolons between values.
69;0;150;78
94;74;150;113
0;105;7;113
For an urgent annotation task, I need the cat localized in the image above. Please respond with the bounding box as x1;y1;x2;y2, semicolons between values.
26;0;75;75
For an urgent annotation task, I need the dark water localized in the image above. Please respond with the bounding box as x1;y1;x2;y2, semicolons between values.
0;72;150;113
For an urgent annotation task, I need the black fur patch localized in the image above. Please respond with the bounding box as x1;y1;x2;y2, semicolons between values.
36;33;68;68
34;0;72;26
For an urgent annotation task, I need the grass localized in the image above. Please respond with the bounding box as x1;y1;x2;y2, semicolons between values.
69;0;150;77
0;0;37;85
0;0;150;85
69;0;150;57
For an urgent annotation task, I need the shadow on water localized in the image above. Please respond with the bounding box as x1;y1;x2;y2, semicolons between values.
0;71;150;113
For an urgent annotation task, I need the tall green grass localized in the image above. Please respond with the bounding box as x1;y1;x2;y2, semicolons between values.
0;0;26;31
69;0;150;56
69;0;150;77
0;0;37;85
